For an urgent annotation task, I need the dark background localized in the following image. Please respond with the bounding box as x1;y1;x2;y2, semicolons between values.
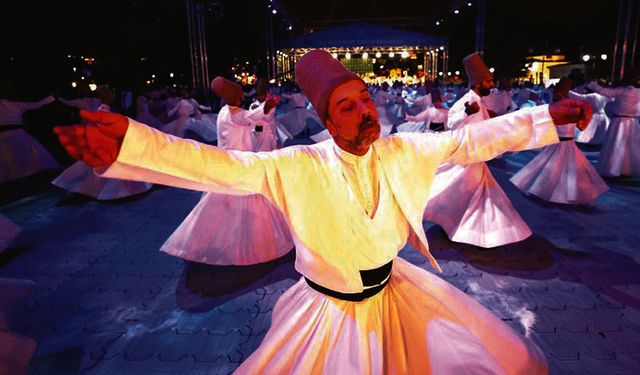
0;0;620;98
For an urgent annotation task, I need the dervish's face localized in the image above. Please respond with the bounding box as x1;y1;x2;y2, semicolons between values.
476;77;495;96
326;80;381;156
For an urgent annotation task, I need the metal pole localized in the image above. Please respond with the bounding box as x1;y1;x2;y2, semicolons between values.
475;0;487;54
186;0;196;88
265;7;272;81
621;0;634;79
612;0;625;81
423;50;427;83
200;3;210;90
198;4;208;94
631;0;640;67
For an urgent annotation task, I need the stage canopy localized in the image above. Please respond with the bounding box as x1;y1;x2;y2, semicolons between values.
275;24;449;84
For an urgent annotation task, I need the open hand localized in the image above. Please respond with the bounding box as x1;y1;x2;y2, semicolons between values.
53;110;128;167
548;98;592;131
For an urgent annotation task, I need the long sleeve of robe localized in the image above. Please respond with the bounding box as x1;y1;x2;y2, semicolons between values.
98;104;558;292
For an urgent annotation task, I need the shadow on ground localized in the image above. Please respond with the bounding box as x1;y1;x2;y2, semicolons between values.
427;225;640;309
175;250;299;312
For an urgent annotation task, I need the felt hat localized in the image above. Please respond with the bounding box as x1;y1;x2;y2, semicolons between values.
463;52;493;86
210;76;243;106
295;49;365;125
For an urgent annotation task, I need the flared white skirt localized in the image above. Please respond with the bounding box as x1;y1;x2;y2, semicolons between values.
161;192;293;265
511;141;608;204
424;162;531;248
597;117;640;176
235;257;547;374
52;161;153;200
0;129;59;183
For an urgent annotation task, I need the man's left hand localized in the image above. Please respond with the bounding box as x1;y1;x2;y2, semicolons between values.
548;98;592;131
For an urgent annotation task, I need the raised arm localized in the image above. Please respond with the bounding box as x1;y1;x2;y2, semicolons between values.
54;111;274;197
587;81;623;98
438;99;591;165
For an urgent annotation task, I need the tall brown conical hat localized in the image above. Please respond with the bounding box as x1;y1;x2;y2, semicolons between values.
463;52;493;86
295;49;365;125
210;76;243;106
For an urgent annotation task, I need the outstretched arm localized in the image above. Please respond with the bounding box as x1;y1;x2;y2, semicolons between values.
438;99;591;165
587;81;623;98
55;111;274;196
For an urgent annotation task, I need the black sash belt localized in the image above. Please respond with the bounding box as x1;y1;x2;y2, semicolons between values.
305;260;393;302
429;122;445;132
559;137;574;142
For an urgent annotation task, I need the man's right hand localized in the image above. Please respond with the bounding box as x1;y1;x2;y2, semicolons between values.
53;110;128;168
464;101;480;115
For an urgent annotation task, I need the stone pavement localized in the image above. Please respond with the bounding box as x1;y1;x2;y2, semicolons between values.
1;146;639;375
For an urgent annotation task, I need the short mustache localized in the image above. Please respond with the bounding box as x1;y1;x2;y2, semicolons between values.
358;114;379;130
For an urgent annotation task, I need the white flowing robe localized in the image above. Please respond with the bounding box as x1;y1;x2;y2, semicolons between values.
588;82;640;176
159;103;293;265
99;106;557;373
424;90;532;248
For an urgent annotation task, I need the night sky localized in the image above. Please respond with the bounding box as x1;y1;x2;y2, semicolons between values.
0;0;622;97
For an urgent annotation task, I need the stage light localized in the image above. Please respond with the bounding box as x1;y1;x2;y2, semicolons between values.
72;67;76;72
345;52;351;59
89;84;97;91
151;74;156;78
389;52;395;57
454;10;459;14
71;82;77;88
331;53;338;59
401;51;409;58
170;72;174;78
375;52;382;58
455;70;460;75
489;67;495;73
362;52;369;59
582;55;590;62
272;9;277;14
467;2;472;6
600;54;607;60
435;21;440;26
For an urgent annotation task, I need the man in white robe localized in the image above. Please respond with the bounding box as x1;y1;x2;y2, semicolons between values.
587;73;640;176
424;52;533;248
54;49;590;374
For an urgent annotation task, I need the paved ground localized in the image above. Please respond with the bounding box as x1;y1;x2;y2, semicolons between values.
1;145;640;375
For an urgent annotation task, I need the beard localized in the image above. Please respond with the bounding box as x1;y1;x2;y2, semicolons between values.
352;114;380;146
478;86;492;96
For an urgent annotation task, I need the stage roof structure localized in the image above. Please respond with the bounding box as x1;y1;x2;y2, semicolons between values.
274;24;449;83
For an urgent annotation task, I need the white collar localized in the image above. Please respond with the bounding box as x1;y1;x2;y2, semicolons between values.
333;142;373;166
